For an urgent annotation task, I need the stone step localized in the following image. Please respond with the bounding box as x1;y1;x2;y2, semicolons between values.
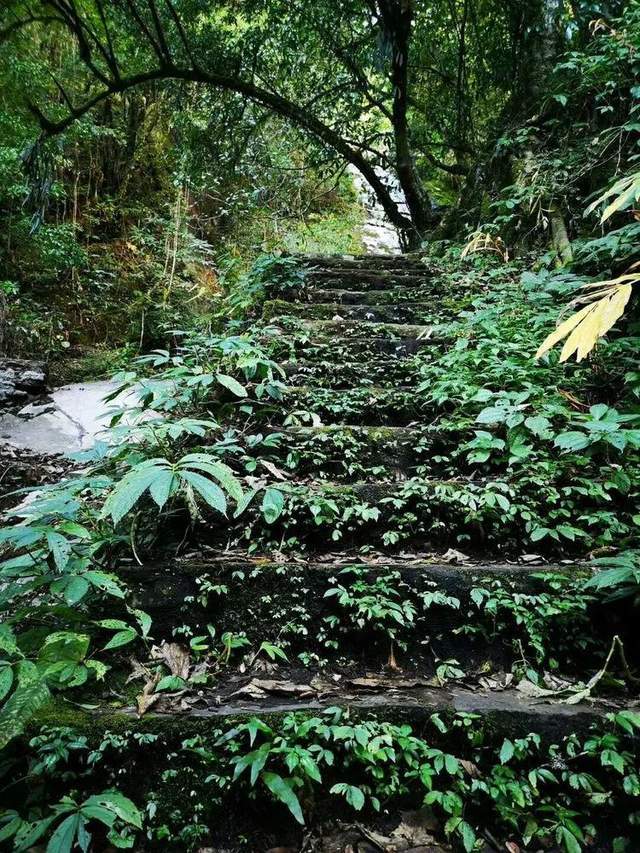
283;354;423;388
297;253;427;270
285;318;436;341
304;270;430;291
306;287;437;304
283;385;422;426
280;424;432;478
120;556;592;666
264;299;439;325
230;474;622;556
30;685;619;852
41;683;607;742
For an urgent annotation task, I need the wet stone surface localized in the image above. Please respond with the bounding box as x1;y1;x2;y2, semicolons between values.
0;379;132;454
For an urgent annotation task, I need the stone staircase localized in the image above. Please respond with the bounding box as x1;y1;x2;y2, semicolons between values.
99;255;609;723
46;254;630;849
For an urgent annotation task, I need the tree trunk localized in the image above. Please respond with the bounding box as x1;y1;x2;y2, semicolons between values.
549;203;573;265
377;0;434;248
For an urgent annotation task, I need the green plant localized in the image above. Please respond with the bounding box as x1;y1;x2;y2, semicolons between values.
584;551;640;603
465;573;596;677
323;566;417;667
0;791;142;852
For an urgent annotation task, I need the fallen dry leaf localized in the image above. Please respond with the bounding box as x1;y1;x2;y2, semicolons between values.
136;676;161;717
390;807;438;847
151;641;190;679
126;656;151;685
231;681;268;700
460;759;481;778
252;678;315;697
260;459;288;480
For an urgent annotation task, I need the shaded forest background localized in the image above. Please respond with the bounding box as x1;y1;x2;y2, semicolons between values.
0;0;638;373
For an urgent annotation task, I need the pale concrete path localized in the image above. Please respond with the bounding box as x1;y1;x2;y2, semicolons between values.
0;380;130;455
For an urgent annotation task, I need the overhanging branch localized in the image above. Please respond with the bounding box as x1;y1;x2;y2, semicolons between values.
30;63;413;232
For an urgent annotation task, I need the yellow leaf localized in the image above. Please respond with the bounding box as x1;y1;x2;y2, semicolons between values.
536;271;637;363
559;302;602;362
598;284;632;338
535;302;594;360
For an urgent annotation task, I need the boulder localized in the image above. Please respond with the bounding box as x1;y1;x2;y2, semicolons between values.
0;358;48;404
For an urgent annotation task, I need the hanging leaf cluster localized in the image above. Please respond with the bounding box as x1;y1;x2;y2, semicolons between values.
536;274;636;362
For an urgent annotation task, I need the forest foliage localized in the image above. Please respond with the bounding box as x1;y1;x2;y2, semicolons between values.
1;1;640;852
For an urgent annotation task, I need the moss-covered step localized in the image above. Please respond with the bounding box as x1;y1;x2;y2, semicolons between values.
304;286;472;308
35;682;608;740
282;351;424;388
278;424;450;479
264;299;442;325
284;423;420;461
233;473;636;556
118;555;600;675
306;286;429;304
264;422;495;480
313;334;434;357
269;316;438;341
297;253;428;270
281;385;423;426
304;271;431;291
19;689;629;853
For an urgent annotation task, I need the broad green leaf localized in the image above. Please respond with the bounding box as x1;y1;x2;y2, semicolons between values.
476;406;505;424
103;629;137;650
83;792;142;829
0;664;14;701
133;609;152;638
524;415;552;437
499;739;514;764
0;624;19;655
558;825;582;853
216;373;247;397
95;619;130;630
335;783;364;811
262;772;304;824
46;813;80;853
180;455;244;502
261;488;284;524
460;821;476;853
156;675;186;692
64;576;90;605
86;660;109;680
554;431;590;452
39;633;90;665
46;532;72;571
0;815;22;844
148;469;175;509
13;815;57;851
234;488;258;518
84;572;126;598
179;470;227;515
102;463;167;524
0;678;51;749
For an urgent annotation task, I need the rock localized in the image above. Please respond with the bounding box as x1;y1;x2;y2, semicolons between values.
0;358;48;404
0;411;80;454
0;378;143;456
18;401;57;417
